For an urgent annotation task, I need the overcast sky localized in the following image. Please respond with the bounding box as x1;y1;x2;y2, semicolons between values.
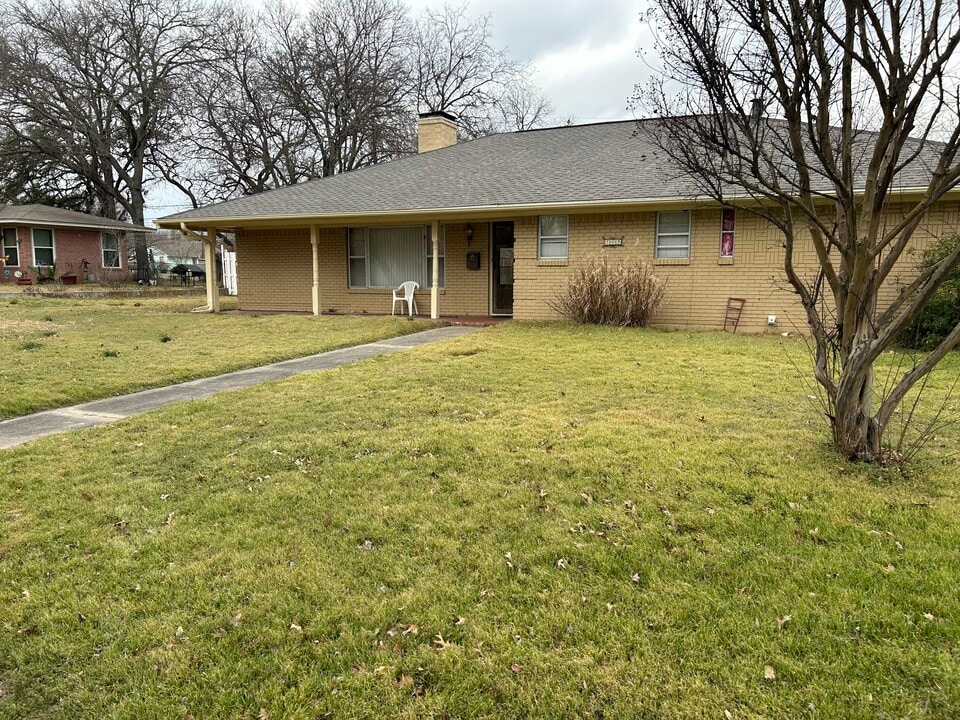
147;0;657;223
406;0;655;124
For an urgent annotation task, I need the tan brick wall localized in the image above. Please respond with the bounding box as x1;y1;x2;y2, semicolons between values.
236;223;490;316
233;203;956;329
236;228;313;312
512;204;958;333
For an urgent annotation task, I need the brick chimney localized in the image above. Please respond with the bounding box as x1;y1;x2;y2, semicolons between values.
417;111;458;153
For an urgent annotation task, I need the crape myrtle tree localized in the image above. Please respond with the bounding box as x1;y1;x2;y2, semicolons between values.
639;0;960;461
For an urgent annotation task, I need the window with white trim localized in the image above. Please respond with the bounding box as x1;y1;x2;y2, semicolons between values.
655;211;691;258
2;228;18;266
101;233;120;268
32;228;54;266
538;215;569;259
348;225;445;289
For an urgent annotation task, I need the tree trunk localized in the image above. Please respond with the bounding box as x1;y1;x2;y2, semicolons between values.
831;365;883;459
130;191;150;284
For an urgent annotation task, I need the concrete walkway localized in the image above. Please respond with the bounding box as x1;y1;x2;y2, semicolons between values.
0;325;481;450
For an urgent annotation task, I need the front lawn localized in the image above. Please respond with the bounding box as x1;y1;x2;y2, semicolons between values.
1;324;958;718
0;296;435;419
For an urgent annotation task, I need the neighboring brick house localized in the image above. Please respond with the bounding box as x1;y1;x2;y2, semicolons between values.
0;204;152;284
156;113;954;332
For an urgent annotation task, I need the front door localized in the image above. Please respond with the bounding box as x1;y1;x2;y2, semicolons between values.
491;222;515;315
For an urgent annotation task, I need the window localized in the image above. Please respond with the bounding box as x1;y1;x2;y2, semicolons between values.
720;208;735;258
101;233;121;268
348;225;445;289
539;215;568;259
2;228;18;266
32;228;54;266
655;211;691;258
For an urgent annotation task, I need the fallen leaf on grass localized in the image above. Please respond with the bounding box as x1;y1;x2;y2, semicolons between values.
21;589;31;601
777;615;792;630
163;512;176;526
258;709;269;720
290;622;303;633
453;616;466;626
402;624;418;636
510;663;524;675
358;540;376;551
433;634;453;650
763;665;776;681
229;613;242;627
923;612;935;621
556;557;568;570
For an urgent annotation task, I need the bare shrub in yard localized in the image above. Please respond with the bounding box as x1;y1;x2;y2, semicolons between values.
550;259;665;327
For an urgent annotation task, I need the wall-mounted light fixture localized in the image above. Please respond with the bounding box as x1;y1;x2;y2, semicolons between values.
465;224;473;244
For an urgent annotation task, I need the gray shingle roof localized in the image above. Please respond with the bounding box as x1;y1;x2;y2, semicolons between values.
0;204;155;232
158;118;942;225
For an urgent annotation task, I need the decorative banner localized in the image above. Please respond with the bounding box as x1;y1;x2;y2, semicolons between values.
720;208;736;257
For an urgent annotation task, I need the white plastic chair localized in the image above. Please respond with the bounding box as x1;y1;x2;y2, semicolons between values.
391;281;419;317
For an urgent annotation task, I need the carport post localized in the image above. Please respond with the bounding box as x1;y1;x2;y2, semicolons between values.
430;219;440;319
311;225;320;316
205;226;220;313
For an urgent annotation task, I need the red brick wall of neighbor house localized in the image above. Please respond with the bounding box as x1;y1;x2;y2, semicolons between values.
0;225;128;283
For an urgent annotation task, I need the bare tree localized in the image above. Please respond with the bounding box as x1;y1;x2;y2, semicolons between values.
638;0;960;460
165;7;318;205
0;0;222;279
267;0;414;177
497;79;554;132
413;3;550;136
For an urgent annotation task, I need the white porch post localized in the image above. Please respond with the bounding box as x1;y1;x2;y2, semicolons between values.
310;225;321;316
205;226;220;313
430;219;440;319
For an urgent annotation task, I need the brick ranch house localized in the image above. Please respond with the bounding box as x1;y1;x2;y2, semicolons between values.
0;204;153;284
156;113;956;332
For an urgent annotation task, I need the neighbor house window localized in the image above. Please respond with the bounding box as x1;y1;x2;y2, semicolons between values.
32;228;54;266
101;233;120;268
2;228;18;266
655;211;691;258
348;225;445;289
539;215;569;259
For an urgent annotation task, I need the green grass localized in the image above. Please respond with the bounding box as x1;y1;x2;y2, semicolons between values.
1;324;958;718
0;296;436;419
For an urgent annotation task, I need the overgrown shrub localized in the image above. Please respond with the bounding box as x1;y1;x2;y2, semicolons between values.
898;236;960;350
550;259;666;327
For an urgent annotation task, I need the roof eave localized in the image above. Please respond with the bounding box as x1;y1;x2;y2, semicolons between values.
0;218;156;233
156;185;958;231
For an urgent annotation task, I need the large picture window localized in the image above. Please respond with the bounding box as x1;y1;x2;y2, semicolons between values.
348;226;445;289
538;215;569;259
655;211;691;258
2;228;18;266
32;228;54;267
101;233;121;268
